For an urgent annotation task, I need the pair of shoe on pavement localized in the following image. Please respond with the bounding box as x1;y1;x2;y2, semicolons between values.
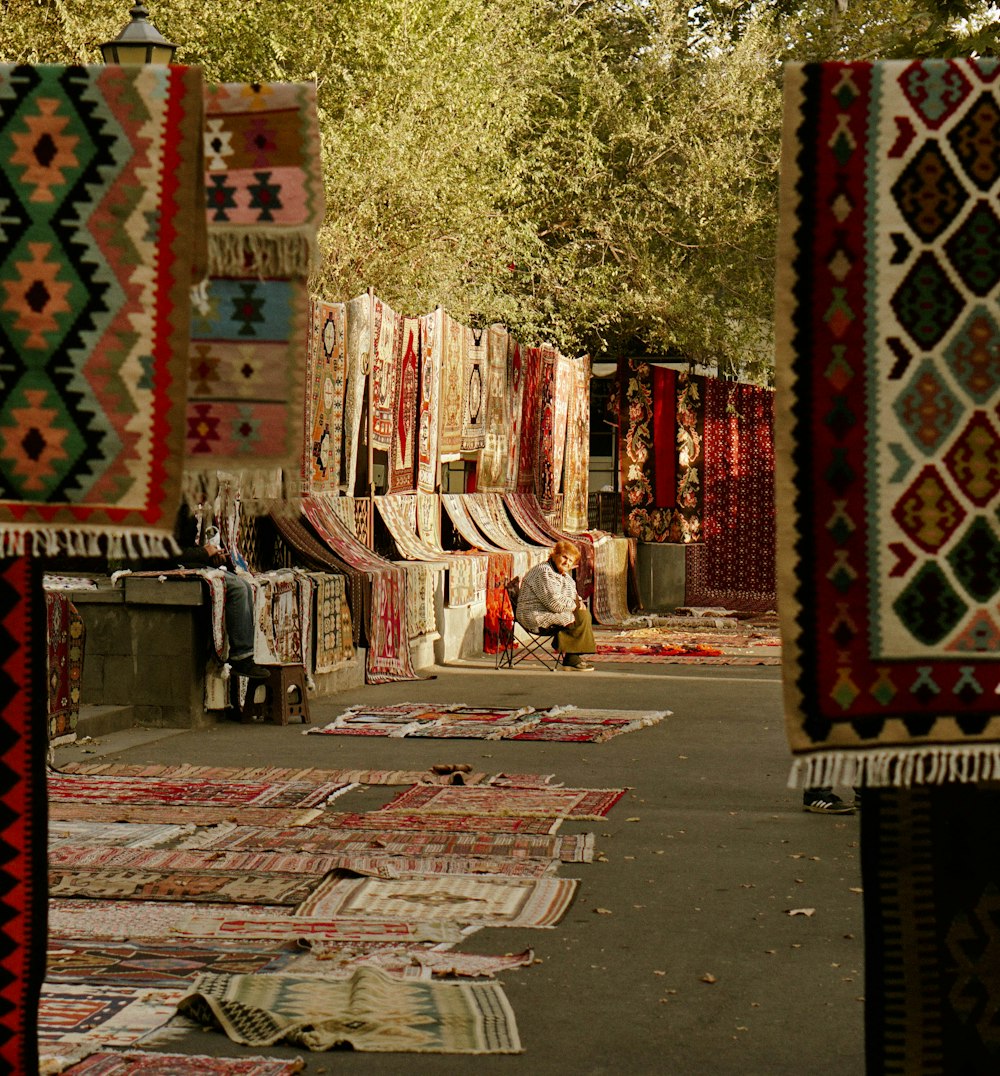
229;656;271;680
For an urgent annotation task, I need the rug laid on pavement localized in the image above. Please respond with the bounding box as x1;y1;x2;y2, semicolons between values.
39;983;187;1073
48;899;286;940
178;966;522;1053
775;58;1000;786
862;784;1000;1074
47;866;323;905
47;803;326;827
595;641;722;657
62;1052;305;1075
170;914;464;945
302;945;534;980
376;784;627;820
312;812;561;835
45;940;295;989
187;80;322;492
509;706;669;744
0;64;203;550
47;774;352;809
48;820;198;849
296;871;578;929
178;825;593;863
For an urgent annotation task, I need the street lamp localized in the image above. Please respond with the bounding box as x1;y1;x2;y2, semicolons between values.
100;4;177;65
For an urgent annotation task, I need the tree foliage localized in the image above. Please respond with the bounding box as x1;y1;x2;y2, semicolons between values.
1;0;997;382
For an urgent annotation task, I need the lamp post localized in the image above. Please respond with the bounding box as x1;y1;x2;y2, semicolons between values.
99;3;177;65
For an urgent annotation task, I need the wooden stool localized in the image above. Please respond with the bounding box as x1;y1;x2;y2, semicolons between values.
267;664;310;725
231;674;269;723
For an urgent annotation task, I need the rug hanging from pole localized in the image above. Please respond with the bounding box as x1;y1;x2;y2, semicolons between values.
370;295;400;453
775;58;1000;788
0;64;204;552
343;292;371;495
304;300;347;495
389;317;420;493
417;310;442;493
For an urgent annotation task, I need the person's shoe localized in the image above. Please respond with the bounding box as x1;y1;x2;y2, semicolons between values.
560;659;595;672
802;789;855;814
229;657;271;680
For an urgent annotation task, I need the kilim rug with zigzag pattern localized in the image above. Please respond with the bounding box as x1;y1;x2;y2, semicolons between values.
775;58;1000;788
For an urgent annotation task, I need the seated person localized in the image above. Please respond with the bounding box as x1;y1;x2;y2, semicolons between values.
516;540;596;671
179;526;270;680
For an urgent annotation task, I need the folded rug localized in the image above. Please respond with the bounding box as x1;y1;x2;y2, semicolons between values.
178;967;522;1052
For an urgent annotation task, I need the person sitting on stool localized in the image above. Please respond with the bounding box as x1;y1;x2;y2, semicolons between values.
516;540;596;671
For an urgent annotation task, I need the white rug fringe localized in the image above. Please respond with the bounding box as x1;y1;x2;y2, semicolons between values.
789;746;1000;788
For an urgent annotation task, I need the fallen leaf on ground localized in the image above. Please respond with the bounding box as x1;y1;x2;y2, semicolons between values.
626;817;641;822
848;886;863;894
787;908;816;916
594;907;613;915
700;973;718;984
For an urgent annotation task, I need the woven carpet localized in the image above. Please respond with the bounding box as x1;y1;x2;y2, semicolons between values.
188;80;322;491
652;365;677;508
177;824;592;863
343;292;371;495
505;339;526;491
296;871;578;929
0;557;47;1075
47;803;325;827
595;641;722;657
376;784;627;820
533;347;559;508
46;940;294;989
48;774;351;809
370;293;400;452
515;347;542;492
55;761;452;785
178;966;522;1052
592;535;632;624
684;377;776;613
477;325;511;491
313;812;561;835
775;58;1000;786
309;571;355;671
416;311;442;492
48;820;197;849
438;311;465;461
304;299;347;495
62;1052;305;1075
304;495;418;683
170;915;464;945
483;551;514;653
461;327;487;452
298;946;534;981
862;785;1000;1074
270;511;366;646
389;316;420;493
47;866;323;905
39;983;186;1073
47;899;286;940
0;64;203;550
503;491;597;600
563;356;592;531
45;591;84;740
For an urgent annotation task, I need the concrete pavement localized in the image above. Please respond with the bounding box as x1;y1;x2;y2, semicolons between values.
52;659;865;1075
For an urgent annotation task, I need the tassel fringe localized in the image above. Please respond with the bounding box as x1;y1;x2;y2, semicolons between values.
789;746;1000;789
0;527;178;559
207;231;318;279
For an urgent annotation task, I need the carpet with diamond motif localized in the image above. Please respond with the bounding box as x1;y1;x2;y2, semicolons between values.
776;58;1000;788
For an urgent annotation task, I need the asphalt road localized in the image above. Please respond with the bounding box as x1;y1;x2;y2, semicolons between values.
53;658;865;1076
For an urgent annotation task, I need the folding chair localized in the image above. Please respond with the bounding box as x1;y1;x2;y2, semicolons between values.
495;576;560;671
